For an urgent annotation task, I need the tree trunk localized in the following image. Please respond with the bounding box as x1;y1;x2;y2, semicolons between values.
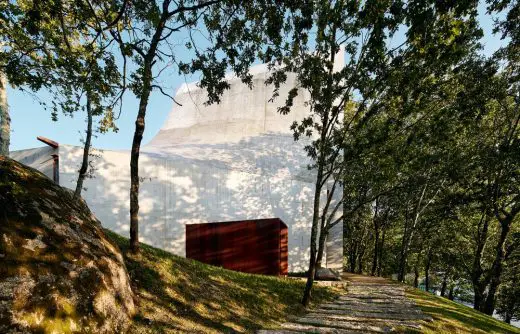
377;228;385;277
355;214;368;274
399;182;431;282
482;217;512;315
74;93;93;200
371;229;379;276
425;251;431;292
302;109;330;305
347;212;360;273
129;60;153;253
505;314;512;324
472;212;490;311
440;271;448;297
371;207;380;276
398;217;410;282
302;34;338;305
398;247;407;282
315;224;328;269
448;286;454;300
302;161;325;306
349;249;357;273
413;265;419;288
128;12;167;253
356;245;365;274
0;71;9;156
473;285;486;311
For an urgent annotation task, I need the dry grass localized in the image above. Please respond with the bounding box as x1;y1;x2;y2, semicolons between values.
406;287;520;334
105;230;342;333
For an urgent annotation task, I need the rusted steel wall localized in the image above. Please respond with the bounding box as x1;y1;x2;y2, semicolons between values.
186;218;288;275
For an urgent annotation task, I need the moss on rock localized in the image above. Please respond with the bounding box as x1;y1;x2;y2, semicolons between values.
0;156;135;333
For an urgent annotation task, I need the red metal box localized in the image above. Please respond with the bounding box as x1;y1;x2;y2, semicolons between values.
186;218;288;275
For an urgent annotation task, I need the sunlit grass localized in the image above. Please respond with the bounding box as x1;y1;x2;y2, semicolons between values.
105;230;342;333
406;287;519;334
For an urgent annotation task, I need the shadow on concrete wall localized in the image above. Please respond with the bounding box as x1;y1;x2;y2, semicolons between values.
14;131;342;272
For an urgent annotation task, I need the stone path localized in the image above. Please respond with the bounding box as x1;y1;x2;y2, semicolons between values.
259;273;432;333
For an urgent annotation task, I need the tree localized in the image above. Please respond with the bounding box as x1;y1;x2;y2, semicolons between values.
446;57;520;313
0;69;8;156
270;0;481;305
0;1;123;196
495;232;520;324
108;0;299;253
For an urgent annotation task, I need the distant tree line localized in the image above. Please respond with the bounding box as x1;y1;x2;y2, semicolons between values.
338;0;519;322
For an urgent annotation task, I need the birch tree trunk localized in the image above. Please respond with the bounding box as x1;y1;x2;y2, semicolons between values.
0;71;9;156
74;93;93;199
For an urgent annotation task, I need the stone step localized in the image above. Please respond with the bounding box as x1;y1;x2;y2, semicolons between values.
305;313;424;329
311;308;433;321
347;288;403;292
257;330;302;334
344;294;405;300
291;317;392;333
318;303;423;314
347;283;399;287
327;299;414;306
343;294;407;300
347;284;405;290
336;299;411;306
347;288;404;292
348;288;399;290
262;324;369;334
336;296;410;304
346;289;404;294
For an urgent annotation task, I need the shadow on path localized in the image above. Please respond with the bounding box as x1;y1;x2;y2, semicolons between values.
259;273;432;333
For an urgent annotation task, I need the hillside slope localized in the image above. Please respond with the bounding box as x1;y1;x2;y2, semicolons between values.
106;231;341;333
407;287;519;334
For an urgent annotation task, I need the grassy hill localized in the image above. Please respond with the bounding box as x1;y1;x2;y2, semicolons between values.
406;287;520;334
105;230;341;333
105;229;519;333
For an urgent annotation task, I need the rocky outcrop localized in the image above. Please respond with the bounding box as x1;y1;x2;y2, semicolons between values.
0;156;135;333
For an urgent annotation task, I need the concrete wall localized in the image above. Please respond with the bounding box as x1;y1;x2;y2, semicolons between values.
10;146;57;181
10;142;343;272
10;57;345;272
57;144;342;272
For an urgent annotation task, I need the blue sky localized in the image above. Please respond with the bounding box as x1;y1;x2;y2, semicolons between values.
7;3;507;152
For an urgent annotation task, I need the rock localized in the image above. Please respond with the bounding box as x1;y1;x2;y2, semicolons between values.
0;157;135;333
315;268;341;281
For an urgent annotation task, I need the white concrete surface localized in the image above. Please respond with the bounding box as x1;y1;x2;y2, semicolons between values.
11;146;56;180
11;59;344;272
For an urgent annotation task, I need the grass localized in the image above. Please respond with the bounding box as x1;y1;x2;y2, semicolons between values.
105;230;342;333
406;287;520;334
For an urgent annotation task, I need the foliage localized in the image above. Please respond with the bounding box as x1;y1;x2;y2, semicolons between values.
266;0;483;305
338;0;520;319
0;0;123;127
495;232;520;324
105;0;307;253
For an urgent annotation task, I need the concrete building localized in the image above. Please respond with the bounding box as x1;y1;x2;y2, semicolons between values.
11;61;343;272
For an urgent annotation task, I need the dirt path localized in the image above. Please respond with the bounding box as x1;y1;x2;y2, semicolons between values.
259;273;432;333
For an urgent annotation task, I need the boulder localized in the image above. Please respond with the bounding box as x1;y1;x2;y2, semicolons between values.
0;156;135;333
